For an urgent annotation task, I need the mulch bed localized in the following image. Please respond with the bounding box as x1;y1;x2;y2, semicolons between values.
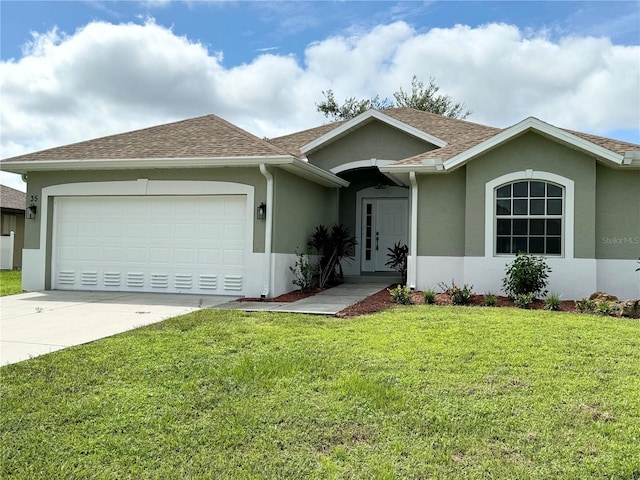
240;285;578;317
238;287;327;303
336;289;577;318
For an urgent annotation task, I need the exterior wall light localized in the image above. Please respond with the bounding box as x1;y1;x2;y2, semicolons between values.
257;202;266;220
26;204;37;220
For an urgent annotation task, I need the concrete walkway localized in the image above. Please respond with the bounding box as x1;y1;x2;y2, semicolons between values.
0;291;238;366
215;282;388;315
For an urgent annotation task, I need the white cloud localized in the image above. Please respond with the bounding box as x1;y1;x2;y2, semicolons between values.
1;19;638;188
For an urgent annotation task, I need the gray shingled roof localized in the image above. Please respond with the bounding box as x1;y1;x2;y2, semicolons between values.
269;108;638;166
268;121;348;157
3;109;636;169
2;114;291;163
565;130;639;157
0;185;26;211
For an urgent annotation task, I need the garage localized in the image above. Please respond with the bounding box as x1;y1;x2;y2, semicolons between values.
52;195;247;295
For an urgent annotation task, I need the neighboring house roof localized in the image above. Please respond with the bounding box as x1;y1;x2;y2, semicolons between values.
4;114;291;162
0;185;26;211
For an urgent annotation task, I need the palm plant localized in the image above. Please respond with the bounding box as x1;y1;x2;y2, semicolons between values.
386;241;408;284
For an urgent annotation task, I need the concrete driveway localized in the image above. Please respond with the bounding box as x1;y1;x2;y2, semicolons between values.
0;291;239;366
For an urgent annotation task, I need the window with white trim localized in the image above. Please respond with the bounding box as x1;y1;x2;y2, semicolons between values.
495;180;563;255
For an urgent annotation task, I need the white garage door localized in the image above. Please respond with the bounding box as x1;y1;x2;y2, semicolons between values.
52;195;247;295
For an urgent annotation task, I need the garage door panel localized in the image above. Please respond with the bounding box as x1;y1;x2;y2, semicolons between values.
175;223;197;239
59;222;79;238
53;195;247;295
125;223;147;238
78;246;100;261
149;248;171;263
198;248;219;264
223;249;244;266
174;248;195;264
199;224;223;240
224;224;245;242
126;247;148;262
103;247;124;261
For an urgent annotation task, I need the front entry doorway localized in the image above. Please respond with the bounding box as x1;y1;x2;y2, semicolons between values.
361;197;409;272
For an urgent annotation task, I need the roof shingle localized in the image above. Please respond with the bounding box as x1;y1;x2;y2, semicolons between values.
0;185;26;211
2;114;291;163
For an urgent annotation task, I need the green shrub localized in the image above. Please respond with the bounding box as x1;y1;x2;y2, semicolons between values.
483;292;497;307
386;242;409;285
514;292;535;309
502;253;551;299
423;289;436;305
438;280;474;306
289;249;317;293
388;284;412;305
308;224;356;288
544;292;562;311
597;301;612;316
575;298;597;314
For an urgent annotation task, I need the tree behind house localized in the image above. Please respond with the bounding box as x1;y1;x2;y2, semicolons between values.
316;75;471;121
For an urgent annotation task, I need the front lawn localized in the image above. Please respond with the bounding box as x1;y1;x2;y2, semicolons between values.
0;269;21;296
1;307;639;478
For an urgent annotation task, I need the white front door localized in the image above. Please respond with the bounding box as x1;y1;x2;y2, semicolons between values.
361;198;408;272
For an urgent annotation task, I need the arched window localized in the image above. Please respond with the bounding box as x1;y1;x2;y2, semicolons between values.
494;180;564;255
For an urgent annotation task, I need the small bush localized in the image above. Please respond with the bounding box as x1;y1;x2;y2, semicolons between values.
575;298;597;314
597;301;611;316
290;249;317;293
438;280;474;306
386;242;409;285
544;292;562;311
388;284;412;305
483;292;497;307
514;292;535;309
503;253;551;299
423;289;436;305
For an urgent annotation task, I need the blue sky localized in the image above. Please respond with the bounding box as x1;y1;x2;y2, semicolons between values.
1;1;639;189
3;1;639;63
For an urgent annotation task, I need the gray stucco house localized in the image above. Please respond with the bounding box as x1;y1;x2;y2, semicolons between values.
2;108;639;300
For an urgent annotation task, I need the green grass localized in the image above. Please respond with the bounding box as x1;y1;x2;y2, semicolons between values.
0;270;22;296
2;306;639;479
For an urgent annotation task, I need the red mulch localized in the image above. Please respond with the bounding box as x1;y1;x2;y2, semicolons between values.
336;286;397;318
240;285;578;317
336;290;577;318
238;287;327;303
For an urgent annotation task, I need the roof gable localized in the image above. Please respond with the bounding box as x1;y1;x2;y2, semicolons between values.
300;109;448;156
387;117;640;173
445;117;628;170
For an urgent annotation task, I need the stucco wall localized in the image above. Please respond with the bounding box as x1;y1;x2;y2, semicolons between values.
272;168;339;254
595;164;640;259
308;120;437;172
464;132;597;258
416;168;466;256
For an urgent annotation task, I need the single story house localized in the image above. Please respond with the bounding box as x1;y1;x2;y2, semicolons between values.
1;108;638;300
0;185;26;270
